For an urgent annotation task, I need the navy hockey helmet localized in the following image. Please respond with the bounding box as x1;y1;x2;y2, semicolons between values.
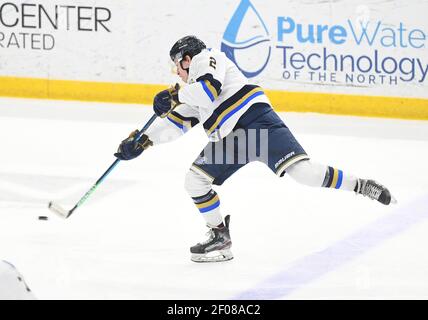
169;36;206;62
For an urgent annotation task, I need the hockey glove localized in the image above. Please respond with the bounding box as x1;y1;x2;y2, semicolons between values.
114;130;153;161
153;83;180;117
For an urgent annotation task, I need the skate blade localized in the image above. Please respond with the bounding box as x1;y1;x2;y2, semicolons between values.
191;249;234;263
390;195;398;205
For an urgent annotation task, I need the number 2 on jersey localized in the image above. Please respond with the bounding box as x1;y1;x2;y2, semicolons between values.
209;57;217;69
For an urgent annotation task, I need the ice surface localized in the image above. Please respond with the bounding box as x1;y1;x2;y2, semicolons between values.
0;97;427;299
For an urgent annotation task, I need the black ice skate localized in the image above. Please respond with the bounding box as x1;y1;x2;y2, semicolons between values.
355;179;396;205
190;215;233;263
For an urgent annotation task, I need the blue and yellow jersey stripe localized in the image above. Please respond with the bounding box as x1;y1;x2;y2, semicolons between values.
167;113;185;130
197;73;222;103
200;80;219;102
166;111;199;132
206;87;264;135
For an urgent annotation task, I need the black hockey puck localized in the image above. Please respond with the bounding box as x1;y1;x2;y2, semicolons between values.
38;216;49;221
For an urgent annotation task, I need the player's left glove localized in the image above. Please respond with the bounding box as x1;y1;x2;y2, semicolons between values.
114;130;153;161
153;83;180;117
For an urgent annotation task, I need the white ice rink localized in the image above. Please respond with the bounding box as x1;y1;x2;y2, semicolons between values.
0;97;428;300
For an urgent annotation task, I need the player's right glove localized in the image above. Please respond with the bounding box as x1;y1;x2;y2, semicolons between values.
153;83;180;117
114;130;153;161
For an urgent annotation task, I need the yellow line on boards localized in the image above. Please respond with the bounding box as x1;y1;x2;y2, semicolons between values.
0;76;166;104
266;90;428;120
0;76;427;120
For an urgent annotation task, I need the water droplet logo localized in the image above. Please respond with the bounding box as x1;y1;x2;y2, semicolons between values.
221;0;271;78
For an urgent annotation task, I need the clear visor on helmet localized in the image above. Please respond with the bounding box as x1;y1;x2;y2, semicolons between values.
170;52;184;74
171;52;183;63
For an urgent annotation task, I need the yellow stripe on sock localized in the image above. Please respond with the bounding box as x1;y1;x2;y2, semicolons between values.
196;195;220;209
330;168;339;189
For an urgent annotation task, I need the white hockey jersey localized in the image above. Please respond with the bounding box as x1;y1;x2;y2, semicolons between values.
147;48;271;144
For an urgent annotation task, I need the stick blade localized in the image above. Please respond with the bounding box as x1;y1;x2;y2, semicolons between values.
48;201;70;219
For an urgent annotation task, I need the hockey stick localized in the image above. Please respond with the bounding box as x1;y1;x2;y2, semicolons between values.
48;114;158;219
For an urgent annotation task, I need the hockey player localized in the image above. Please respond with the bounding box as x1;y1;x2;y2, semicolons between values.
115;36;395;263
